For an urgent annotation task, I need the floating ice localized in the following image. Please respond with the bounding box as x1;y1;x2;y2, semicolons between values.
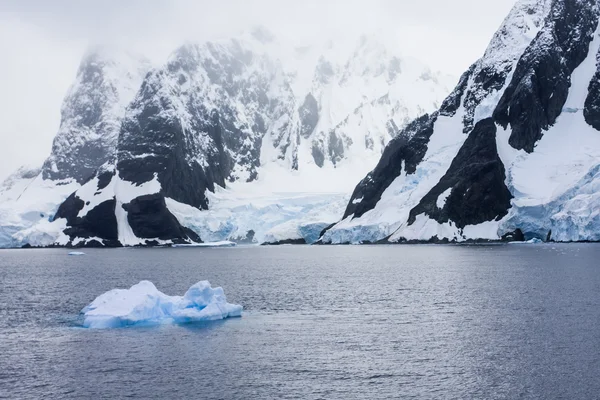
81;281;243;329
509;238;544;245
68;251;86;256
171;241;236;248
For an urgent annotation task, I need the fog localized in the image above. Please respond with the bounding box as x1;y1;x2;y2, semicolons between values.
0;0;518;181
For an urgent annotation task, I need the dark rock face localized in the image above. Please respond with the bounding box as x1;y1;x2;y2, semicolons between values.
125;194;201;243
439;65;474;117
55;170;201;245
328;132;345;166
584;49;600;130
462;65;509;133
42;50;149;184
116;41;290;209
96;170;114;190
117;86;227;210
407;118;512;229
311;143;326;168
494;0;599;152
54;194;120;247
42;56;114;183
262;238;307;245
299;94;319;138
54;193;85;224
343;113;439;219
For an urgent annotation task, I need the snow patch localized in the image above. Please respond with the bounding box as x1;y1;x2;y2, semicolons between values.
436;188;452;209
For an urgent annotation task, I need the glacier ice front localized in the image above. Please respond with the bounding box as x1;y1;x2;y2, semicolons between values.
81;281;243;329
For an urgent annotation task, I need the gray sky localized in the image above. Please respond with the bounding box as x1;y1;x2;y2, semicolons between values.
0;0;518;181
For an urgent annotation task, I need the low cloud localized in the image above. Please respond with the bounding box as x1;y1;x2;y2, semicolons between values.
0;0;517;180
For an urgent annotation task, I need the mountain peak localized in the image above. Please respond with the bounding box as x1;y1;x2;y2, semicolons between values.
41;45;151;184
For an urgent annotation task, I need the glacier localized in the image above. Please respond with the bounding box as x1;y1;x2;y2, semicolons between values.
0;167;79;248
81;281;243;329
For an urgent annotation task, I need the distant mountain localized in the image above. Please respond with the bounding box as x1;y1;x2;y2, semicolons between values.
323;0;600;243
0;29;452;248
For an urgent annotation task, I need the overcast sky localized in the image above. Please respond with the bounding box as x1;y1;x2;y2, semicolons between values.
0;0;518;181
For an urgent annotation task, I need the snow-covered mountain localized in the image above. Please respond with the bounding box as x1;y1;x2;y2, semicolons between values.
0;48;151;247
43;47;151;183
323;0;600;244
0;29;452;248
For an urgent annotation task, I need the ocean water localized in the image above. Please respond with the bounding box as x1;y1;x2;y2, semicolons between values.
0;244;599;399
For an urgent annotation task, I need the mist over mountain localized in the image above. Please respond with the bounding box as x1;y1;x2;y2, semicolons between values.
0;28;454;247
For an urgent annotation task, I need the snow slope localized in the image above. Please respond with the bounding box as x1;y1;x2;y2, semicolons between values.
325;0;600;244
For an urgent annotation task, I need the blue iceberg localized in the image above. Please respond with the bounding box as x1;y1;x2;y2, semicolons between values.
81;281;243;329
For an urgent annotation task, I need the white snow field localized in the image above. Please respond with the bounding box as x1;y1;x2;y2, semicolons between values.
82;281;243;329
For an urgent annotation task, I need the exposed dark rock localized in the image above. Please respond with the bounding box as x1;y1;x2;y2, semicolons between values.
462;65;509;132
328;131;345;166
117;82;228;209
54;192;85;224
76;239;108;248
318;223;337;241
56;196;120;247
311;141;325;168
584;49;600;130
439;65;474;117
299;94;319;138
42;51;149;184
125;193;201;243
494;0;599;152
96;170;114;190
502;229;525;242
343;113;439;219
385;120;399;138
262;238;307;245
408;118;512;229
